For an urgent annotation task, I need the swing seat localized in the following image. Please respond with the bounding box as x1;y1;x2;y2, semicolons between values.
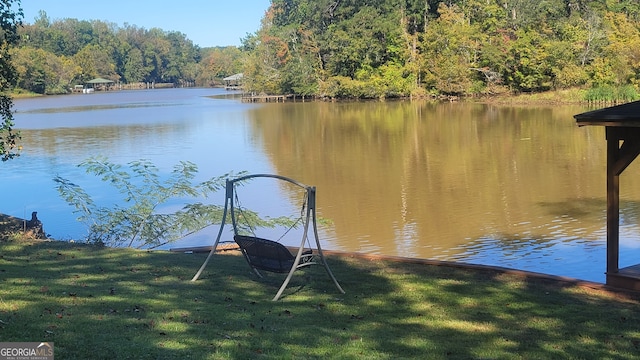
234;235;314;274
191;174;344;301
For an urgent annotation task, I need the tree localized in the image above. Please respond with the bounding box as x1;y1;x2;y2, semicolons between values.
323;5;398;79
504;29;553;92
601;11;640;86
241;10;288;94
18;17;203;88
0;0;23;161
143;28;171;82
74;44;118;82
122;47;147;83
163;31;200;84
197;46;244;87
421;3;479;95
54;157;233;248
12;47;49;94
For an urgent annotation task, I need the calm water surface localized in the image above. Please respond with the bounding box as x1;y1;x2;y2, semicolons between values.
7;88;640;283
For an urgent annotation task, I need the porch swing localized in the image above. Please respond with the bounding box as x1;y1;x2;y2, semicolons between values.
191;174;345;301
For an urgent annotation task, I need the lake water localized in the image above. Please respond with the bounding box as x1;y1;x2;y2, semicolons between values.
6;88;640;283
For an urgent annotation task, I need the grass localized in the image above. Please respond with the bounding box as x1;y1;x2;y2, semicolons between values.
481;88;588;105
1;239;640;359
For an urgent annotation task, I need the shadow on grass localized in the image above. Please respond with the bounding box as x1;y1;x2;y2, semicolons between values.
1;240;640;359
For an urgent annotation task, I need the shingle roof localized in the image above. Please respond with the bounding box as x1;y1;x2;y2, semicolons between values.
575;100;640;127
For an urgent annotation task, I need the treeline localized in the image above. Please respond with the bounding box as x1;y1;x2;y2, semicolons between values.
13;2;640;101
13;11;243;94
242;0;640;100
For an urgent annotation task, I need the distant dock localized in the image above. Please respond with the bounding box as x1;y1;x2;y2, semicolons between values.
242;94;292;102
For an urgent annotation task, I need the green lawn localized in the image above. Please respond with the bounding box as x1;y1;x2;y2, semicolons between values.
1;239;639;359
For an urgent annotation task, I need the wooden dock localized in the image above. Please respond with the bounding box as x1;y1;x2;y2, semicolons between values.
607;264;640;291
242;94;291;103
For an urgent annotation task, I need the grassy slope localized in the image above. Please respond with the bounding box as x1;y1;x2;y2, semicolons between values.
1;239;640;359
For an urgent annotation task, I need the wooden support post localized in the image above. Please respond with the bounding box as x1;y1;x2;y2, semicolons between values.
606;132;620;276
605;127;640;281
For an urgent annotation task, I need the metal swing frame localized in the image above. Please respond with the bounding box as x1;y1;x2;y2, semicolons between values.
191;174;344;301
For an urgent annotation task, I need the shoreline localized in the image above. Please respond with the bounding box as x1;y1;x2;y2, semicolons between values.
3;219;629;297
1;211;613;292
9;86;602;106
169;243;619;296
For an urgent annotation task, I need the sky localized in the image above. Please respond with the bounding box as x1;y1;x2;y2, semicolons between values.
21;1;272;47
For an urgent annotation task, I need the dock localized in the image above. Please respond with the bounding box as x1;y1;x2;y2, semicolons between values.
607;264;640;291
242;94;292;102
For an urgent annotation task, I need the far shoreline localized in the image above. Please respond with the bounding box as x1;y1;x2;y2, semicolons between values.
10;86;610;106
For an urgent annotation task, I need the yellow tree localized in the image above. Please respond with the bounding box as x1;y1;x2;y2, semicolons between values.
421;3;479;95
601;11;640;86
12;47;80;94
